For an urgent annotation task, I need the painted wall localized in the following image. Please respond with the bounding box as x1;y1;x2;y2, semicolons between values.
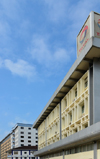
38;71;89;150
97;149;100;159
65;151;93;159
11;125;38;148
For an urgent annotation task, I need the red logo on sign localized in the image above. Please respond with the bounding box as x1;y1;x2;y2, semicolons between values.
80;26;88;44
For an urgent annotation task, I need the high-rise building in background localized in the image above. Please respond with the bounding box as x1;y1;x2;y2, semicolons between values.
0;123;38;159
33;11;100;159
11;123;38;148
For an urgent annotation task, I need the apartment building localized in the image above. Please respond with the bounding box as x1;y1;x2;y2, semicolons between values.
7;146;37;159
0;142;1;159
0;123;38;159
0;133;11;159
11;123;38;148
33;11;100;159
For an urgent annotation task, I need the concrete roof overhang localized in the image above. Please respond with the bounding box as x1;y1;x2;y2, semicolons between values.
34;122;100;156
33;37;100;129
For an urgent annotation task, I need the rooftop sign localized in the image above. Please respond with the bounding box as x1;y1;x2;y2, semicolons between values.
77;11;100;57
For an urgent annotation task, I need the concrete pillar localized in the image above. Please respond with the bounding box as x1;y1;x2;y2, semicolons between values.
94;141;97;159
63;150;64;159
45;119;47;146
20;150;22;159
89;64;93;125
29;150;30;159
59;102;62;140
12;150;13;159
93;58;100;123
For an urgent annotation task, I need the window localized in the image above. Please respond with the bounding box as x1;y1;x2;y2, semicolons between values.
28;140;31;143
24;157;27;159
69;112;72;124
36;137;38;139
31;157;35;159
28;128;31;130
24;152;27;154
28;144;31;146
21;127;24;129
36;141;38;143
21;132;24;134
28;136;31;139
21;140;24;142
28;132;31;134
36;133;38;135
82;105;84;114
84;77;88;88
21;136;24;138
21;144;24;146
16;158;18;159
14;151;18;154
75;88;77;97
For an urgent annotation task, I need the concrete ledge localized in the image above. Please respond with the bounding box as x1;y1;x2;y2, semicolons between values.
35;122;100;156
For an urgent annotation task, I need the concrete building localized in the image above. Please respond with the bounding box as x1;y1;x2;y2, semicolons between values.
0;133;11;159
33;11;100;159
11;123;38;149
0;142;1;159
7;146;37;159
0;123;38;159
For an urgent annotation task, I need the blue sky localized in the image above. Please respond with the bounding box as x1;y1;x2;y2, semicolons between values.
0;0;100;140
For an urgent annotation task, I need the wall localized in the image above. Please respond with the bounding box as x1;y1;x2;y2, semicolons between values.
38;71;89;150
97;149;100;159
1;136;11;159
11;125;38;148
65;151;93;159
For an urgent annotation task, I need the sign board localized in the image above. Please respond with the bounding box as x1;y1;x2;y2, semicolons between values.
77;11;100;57
94;12;100;37
77;16;90;57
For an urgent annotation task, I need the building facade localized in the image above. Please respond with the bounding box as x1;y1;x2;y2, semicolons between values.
7;146;37;159
33;11;100;159
11;123;38;149
0;133;11;159
0;123;38;159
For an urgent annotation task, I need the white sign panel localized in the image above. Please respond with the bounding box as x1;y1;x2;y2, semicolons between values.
77;16;90;57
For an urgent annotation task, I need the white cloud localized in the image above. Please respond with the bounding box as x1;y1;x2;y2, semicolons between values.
29;36;70;68
0;58;37;79
4;59;36;79
44;0;68;22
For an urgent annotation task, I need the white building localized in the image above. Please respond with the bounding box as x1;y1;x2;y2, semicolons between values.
11;123;38;149
7;146;38;159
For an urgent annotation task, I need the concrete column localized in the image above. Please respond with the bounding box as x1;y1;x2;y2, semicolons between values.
29;150;30;159
89;65;93;125
12;150;13;159
45;119;47;146
90;11;94;37
20;150;22;159
93;58;100;123
63;150;64;159
94;141;97;159
59;102;62;140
